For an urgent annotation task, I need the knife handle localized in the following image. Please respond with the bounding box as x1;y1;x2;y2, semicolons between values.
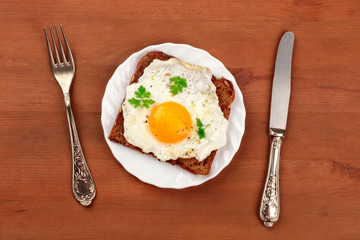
259;135;283;227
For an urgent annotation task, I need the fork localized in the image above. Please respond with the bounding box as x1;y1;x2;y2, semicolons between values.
44;25;96;206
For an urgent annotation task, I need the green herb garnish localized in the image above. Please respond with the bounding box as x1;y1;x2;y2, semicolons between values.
128;98;141;108
196;118;210;139
169;76;187;95
128;85;155;109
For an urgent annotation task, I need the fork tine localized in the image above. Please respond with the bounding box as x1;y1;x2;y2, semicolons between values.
54;24;67;63
49;25;61;64
44;26;55;66
60;25;74;64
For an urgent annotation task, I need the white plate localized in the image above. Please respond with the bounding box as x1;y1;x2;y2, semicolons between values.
101;43;246;189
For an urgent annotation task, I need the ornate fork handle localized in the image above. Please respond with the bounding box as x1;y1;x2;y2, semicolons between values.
259;135;282;227
65;93;96;206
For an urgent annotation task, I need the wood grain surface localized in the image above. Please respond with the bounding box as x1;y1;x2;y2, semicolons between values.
1;0;359;239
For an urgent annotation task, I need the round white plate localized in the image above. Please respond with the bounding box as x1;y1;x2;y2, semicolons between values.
101;43;246;189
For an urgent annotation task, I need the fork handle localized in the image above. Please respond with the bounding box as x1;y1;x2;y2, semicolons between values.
64;93;96;206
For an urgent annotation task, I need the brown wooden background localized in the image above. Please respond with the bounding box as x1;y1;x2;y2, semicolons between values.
1;0;359;239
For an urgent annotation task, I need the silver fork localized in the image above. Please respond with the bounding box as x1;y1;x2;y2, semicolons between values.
44;25;96;206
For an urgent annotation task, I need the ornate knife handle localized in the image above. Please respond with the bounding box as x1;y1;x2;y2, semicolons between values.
65;93;96;206
259;134;283;227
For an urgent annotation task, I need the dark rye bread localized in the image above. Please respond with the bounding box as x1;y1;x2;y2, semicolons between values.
109;51;235;175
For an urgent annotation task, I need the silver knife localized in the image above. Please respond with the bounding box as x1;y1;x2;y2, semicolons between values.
259;32;294;227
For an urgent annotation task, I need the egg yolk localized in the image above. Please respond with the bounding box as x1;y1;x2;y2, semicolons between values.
149;102;192;143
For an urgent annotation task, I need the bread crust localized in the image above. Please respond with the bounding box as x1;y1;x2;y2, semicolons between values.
109;51;235;175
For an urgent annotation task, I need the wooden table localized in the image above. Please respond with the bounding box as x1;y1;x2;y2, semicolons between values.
1;0;359;239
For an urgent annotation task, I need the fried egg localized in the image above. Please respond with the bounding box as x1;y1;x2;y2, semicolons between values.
122;57;228;161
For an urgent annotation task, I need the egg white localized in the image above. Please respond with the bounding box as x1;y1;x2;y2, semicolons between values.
122;58;228;161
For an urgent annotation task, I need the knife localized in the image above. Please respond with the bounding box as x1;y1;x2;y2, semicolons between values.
259;32;294;227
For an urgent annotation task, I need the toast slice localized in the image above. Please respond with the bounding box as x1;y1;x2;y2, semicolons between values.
109;51;235;175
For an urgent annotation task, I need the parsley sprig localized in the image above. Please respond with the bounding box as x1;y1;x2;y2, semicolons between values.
169;76;187;95
128;85;155;109
196;118;210;139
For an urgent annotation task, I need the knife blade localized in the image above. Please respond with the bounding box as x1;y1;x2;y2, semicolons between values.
259;32;294;227
270;31;294;134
